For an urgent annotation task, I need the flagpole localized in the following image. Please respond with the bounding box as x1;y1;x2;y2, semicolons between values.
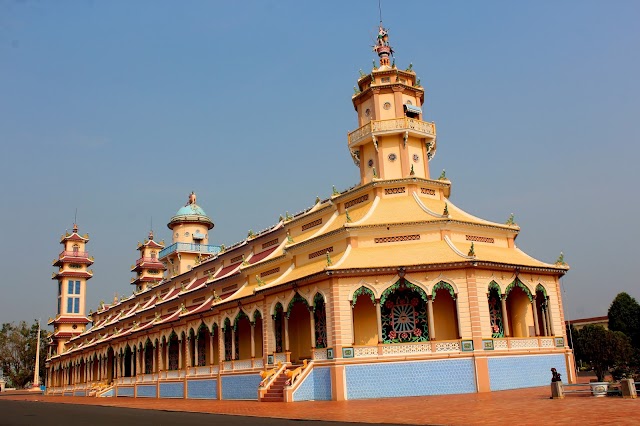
31;319;41;390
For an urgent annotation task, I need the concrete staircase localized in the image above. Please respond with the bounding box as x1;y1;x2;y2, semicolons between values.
260;370;288;402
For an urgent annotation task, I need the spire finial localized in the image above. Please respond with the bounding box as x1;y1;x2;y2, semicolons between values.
373;18;393;67
186;191;196;206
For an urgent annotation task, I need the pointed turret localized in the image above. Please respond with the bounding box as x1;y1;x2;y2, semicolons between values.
131;230;166;292
160;192;221;277
49;223;93;356
348;23;437;185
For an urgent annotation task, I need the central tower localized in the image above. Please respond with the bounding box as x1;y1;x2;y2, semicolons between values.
160;192;220;277
348;24;437;185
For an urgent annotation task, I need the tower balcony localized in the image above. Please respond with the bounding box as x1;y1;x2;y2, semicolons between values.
348;117;436;148
131;257;167;272
159;242;222;259
53;250;94;266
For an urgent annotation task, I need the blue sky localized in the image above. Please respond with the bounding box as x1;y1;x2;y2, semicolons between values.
1;0;639;325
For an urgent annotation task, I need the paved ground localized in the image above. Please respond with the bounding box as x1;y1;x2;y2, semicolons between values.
1;383;639;426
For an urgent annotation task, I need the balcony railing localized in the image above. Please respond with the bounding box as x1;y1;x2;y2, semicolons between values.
348;117;436;147
59;250;89;259
159;242;222;258
135;257;163;266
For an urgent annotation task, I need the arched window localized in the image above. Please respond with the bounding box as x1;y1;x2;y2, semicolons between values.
505;279;534;338
487;282;504;338
313;293;327;349
380;279;429;343
352;286;378;345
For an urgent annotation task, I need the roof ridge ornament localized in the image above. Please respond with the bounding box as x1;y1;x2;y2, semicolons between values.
186;191;196;207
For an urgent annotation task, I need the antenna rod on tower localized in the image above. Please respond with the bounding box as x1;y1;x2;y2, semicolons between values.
74;208;78;224
379;0;383;23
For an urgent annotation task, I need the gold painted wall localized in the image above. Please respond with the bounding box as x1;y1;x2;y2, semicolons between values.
353;294;378;345
432;289;458;340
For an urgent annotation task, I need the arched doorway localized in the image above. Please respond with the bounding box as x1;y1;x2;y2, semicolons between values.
287;293;312;363
196;324;208;366
352;286;378;345
123;345;133;377
211;324;220;365
313;293;327;348
535;285;550;336
432;282;459;340
380;279;429;343
487;282;505;338
107;347;114;382
223;318;232;361
168;332;179;370
144;340;154;373
235;311;251;360
273;303;284;354
92;355;99;381
253;311;263;358
506;280;534;338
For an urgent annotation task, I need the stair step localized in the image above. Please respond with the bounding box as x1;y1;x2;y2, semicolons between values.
261;396;283;402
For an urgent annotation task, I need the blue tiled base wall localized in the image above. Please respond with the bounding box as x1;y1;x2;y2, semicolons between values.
136;385;157;398
159;382;184;398
345;359;476;400
116;386;134;397
221;374;261;400
292;367;332;401
100;389;114;397
187;379;217;399
488;354;567;391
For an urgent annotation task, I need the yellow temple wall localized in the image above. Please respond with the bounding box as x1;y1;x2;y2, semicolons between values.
432;289;458;340
170;223;210;245
378;93;396;120
352;295;378;345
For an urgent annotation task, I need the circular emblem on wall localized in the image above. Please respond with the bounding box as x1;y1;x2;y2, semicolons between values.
365;108;371;117
388;153;397;162
383;102;392;110
413;154;420;162
406;100;413;105
184;232;190;237
368;159;374;168
175;232;179;238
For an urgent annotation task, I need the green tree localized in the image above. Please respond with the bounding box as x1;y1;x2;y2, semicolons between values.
0;321;47;388
574;324;633;382
608;292;640;349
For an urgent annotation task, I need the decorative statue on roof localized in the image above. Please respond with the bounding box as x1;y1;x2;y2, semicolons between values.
377;24;389;47
186;191;196;206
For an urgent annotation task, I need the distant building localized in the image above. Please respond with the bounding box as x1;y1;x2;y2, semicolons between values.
567;316;609;331
46;23;573;401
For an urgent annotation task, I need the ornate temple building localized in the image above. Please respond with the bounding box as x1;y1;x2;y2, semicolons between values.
45;25;573;401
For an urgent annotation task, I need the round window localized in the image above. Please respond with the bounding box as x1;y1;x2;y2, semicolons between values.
383;102;392;110
413;154;420;162
365;108;371;117
388;153;397;162
406;100;413;105
368;159;374;168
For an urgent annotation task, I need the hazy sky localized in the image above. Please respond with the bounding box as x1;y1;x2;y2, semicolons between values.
1;1;638;327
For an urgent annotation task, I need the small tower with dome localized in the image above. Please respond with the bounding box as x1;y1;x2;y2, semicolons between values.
49;223;93;356
131;230;166;292
160;192;220;277
348;23;437;185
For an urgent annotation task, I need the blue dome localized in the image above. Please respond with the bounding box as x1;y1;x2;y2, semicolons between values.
174;204;208;217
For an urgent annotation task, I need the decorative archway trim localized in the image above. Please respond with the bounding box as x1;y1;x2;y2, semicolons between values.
380;278;428;305
352;285;376;306
432;280;456;300
535;283;548;298
488;280;501;296
286;292;309;319
505;278;533;302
